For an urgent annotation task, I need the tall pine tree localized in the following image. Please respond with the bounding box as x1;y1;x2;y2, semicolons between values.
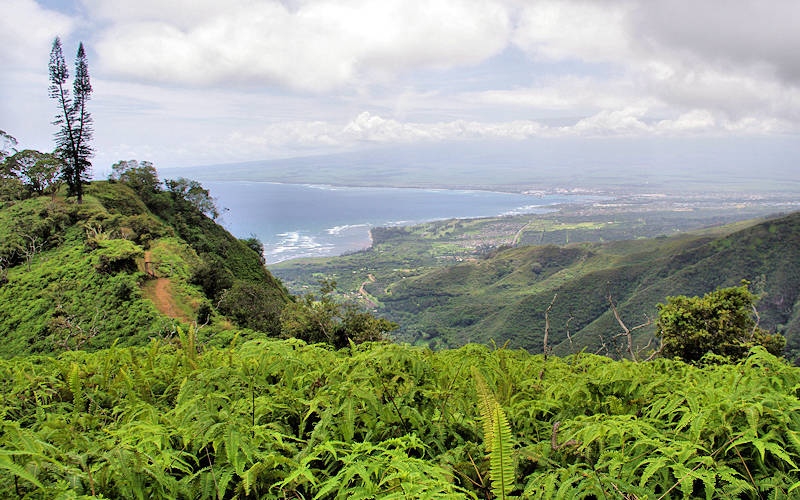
48;37;92;203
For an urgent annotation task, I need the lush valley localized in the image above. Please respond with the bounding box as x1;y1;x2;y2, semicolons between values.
272;206;800;362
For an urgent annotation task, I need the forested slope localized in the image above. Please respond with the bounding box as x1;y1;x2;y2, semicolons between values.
0;180;289;357
379;212;800;360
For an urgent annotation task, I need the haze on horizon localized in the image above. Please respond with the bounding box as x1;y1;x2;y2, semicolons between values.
2;0;799;181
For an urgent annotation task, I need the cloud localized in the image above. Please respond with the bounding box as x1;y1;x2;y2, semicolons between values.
88;0;511;91
508;0;800;128
513;0;633;64
222;109;788;155
629;0;800;86
0;0;74;67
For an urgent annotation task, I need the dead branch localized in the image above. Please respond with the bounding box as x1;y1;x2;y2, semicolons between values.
642;338;664;362
543;293;557;361
751;304;761;339
551;421;581;451
594;335;609;356
22;234;42;272
608;295;652;362
565;315;575;355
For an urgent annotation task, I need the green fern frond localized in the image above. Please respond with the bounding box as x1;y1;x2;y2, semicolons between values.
473;368;497;453
489;404;515;499
68;362;84;414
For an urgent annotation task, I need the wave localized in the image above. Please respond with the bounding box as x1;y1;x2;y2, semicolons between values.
266;231;335;262
500;204;547;216
326;223;371;235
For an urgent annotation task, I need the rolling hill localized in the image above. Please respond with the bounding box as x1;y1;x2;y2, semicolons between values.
371;212;800;360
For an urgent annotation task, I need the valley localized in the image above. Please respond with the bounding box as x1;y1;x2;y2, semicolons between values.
271;191;800;360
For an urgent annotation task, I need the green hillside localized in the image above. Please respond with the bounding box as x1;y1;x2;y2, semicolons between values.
373;212;800;360
0;179;289;358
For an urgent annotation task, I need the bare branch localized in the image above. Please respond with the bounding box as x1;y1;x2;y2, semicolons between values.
551;421;581;451
642;338;664;362
608;295;652;362
565;315;575;355
543;293;557;361
751;304;761;340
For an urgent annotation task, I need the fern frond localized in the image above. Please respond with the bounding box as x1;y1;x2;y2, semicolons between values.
489;404;515;499
473;368;497;453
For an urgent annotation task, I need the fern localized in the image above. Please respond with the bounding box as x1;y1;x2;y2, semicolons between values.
489;404;515;499
474;367;516;498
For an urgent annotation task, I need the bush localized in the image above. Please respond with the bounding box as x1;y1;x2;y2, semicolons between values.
240;235;265;264
190;258;234;300
658;281;786;362
217;280;284;334
280;280;398;348
93;239;143;274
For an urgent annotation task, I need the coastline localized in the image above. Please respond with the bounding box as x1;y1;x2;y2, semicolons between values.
204;180;605;265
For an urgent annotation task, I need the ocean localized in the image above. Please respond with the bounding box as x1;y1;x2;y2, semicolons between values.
204;181;583;263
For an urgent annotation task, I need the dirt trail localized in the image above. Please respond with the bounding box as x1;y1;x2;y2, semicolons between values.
358;274;378;309
142;251;192;322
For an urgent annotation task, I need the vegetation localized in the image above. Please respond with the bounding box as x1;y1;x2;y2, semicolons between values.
0;158;291;357
2;338;800;498
275;212;800;361
658;282;786;362
280;280;398;348
49;37;93;203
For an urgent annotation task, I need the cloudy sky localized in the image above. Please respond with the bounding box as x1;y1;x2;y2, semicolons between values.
2;0;799;174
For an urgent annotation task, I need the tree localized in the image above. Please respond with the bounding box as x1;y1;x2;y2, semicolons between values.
280;280;398;348
49;37;92;203
241;235;266;264
217;280;284;334
5;150;64;199
165;177;221;219
109;160;161;203
0;130;17;162
657;282;785;363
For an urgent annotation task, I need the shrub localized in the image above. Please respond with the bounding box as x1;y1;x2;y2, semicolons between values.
93;239;143;274
217;280;283;334
190;258;234;300
658;281;786;362
280;280;398;348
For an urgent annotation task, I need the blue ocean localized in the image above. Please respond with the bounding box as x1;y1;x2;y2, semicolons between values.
204;181;582;263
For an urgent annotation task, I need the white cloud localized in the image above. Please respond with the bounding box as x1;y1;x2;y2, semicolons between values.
89;0;511;91
220;109;788;156
513;0;633;64
0;0;74;67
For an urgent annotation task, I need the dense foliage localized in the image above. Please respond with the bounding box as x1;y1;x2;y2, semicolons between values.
278;212;800;361
2;338;800;498
659;282;786;362
280;281;398;348
0;175;289;357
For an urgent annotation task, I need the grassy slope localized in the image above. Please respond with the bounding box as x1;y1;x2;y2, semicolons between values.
0;182;289;358
374;212;800;360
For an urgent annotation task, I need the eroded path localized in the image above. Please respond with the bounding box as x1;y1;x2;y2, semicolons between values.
142;251;192;323
358;274;378;309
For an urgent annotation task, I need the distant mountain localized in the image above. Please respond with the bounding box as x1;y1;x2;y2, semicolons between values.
374;212;800;361
167;137;800;194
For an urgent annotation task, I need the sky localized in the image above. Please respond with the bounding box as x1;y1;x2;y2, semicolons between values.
2;0;799;176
